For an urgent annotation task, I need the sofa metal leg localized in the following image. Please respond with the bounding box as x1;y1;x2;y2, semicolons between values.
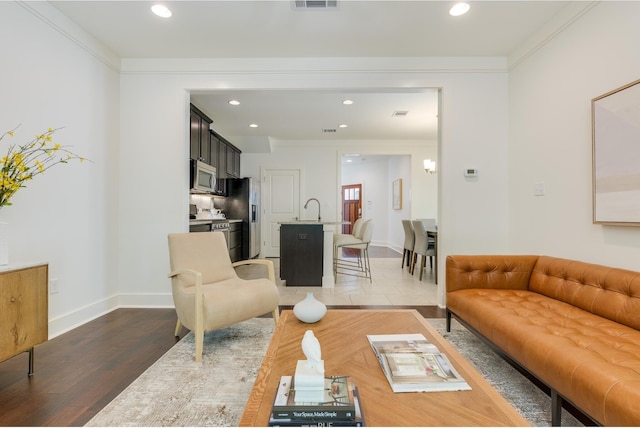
551;389;562;426
446;310;452;332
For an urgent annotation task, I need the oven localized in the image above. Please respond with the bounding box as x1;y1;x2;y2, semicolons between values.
189;220;230;250
189;222;211;233
211;220;230;250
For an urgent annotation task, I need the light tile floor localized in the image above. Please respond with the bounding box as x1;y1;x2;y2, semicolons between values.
271;246;438;307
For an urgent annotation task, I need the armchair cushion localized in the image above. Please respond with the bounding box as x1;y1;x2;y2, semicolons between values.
169;231;237;287
173;276;280;332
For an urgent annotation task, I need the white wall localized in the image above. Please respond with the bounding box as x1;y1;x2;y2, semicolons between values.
338;149;438;253
240;144;339;224
242;144;435;249
1;1;514;327
386;156;410;251
508;1;640;270
117;60;510;307
0;3;120;336
341;155;393;245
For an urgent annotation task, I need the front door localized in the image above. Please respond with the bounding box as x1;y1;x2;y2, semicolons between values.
262;168;301;257
341;184;362;234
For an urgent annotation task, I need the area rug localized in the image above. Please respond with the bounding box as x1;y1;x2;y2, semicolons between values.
85;318;275;427
87;317;583;427
429;319;583;427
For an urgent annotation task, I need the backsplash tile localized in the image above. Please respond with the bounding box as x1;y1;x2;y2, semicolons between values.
189;194;213;212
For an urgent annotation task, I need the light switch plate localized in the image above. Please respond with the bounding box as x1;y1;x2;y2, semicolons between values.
534;182;545;196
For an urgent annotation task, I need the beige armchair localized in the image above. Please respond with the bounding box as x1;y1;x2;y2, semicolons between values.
168;232;280;362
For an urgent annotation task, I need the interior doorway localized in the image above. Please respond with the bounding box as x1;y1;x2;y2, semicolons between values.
341;184;362;234
261;168;301;257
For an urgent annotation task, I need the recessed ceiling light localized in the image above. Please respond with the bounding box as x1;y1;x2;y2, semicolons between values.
342;99;354;105
151;4;172;18
339;124;348;128
449;2;470;17
249;123;258;128
228;100;240;106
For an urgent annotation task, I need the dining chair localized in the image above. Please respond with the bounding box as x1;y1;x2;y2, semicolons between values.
401;220;415;270
411;220;435;281
418;218;437;230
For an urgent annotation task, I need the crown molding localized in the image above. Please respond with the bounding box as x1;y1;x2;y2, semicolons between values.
17;1;121;72
508;1;599;71
120;57;508;75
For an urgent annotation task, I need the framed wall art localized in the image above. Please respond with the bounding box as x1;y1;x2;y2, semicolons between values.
392;179;402;210
592;78;640;225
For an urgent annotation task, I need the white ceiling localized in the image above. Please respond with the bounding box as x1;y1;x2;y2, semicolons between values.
49;0;586;151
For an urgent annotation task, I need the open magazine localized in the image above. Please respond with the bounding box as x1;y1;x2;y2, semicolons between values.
367;333;471;393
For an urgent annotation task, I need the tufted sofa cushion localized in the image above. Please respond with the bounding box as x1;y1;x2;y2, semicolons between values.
446;255;640;426
445;255;539;292
530;256;640;331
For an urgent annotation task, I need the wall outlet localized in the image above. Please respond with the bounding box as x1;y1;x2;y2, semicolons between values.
50;278;59;295
464;168;478;177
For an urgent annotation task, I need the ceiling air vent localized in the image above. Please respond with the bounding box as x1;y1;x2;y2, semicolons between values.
393;110;409;117
323;128;337;133
294;0;338;9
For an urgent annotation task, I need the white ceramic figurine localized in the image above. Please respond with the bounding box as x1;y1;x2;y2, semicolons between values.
301;330;323;374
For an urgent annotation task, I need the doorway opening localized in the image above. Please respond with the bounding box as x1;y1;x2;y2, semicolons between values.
341;184;362;234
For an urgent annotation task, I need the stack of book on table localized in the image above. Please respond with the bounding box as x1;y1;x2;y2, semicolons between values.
367;333;471;393
269;375;364;427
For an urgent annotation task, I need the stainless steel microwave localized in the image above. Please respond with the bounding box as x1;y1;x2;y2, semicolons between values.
191;159;217;193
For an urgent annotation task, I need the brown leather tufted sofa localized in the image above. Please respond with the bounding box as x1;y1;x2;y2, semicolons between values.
446;255;640;426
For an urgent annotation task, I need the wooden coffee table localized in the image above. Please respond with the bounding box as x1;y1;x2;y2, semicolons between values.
239;309;529;426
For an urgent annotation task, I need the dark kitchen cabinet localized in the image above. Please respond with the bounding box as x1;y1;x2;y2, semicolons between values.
227;145;241;178
218;140;228;178
216;139;228;196
280;224;323;286
218;139;241;179
229;221;242;262
209;132;220;171
189;103;242;196
190;104;212;164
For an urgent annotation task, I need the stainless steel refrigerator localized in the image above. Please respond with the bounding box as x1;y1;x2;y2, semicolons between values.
222;178;260;259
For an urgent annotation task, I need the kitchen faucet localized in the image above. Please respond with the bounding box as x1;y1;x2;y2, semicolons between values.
304;198;321;222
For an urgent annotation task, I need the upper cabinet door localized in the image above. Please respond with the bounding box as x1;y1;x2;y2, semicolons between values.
190;111;201;161
189;103;241;195
210;132;220;169
189;104;213;164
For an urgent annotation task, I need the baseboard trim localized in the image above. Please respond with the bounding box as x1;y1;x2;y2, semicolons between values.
48;293;175;339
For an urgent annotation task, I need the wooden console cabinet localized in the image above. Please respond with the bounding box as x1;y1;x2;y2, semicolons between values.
0;263;48;375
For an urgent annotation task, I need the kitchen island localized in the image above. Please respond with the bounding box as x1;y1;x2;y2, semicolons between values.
278;221;342;288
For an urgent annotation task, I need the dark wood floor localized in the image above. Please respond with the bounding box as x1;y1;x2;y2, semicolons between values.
0;306;443;426
0;309;187;426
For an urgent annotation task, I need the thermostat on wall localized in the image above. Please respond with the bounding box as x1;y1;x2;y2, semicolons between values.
464;168;478;177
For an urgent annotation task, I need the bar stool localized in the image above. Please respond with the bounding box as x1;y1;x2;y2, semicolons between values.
334;219;374;282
